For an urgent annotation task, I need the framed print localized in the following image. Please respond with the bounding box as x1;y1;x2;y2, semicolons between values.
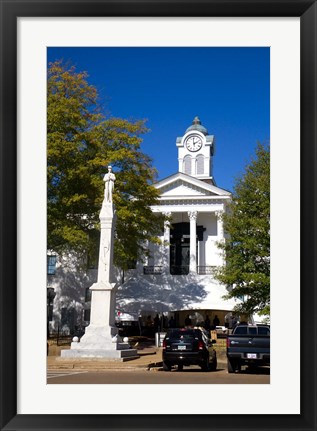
1;0;316;430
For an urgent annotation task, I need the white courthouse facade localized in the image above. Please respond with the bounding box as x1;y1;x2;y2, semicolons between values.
141;116;231;277
48;117;240;334
115;117;240;327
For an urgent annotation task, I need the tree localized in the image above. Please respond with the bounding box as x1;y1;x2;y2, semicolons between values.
47;60;165;270
214;143;270;317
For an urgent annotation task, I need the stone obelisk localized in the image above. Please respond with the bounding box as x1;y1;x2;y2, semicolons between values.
61;167;138;359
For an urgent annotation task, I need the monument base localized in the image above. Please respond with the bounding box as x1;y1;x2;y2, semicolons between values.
60;324;138;360
60;347;138;360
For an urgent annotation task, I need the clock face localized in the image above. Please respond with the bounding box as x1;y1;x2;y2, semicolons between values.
185;135;203;152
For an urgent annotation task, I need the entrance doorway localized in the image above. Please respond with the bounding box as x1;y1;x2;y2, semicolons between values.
169;221;205;275
170;240;190;275
170;222;191;275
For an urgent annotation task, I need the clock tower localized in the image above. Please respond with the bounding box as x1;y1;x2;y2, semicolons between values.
176;116;215;184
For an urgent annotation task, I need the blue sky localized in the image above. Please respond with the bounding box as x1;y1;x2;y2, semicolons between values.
47;47;270;192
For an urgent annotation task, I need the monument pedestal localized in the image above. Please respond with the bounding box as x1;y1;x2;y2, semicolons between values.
60;322;138;360
61;280;138;360
60;174;138;361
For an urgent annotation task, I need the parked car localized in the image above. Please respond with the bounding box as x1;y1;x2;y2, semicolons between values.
226;324;270;373
162;327;217;371
215;325;228;335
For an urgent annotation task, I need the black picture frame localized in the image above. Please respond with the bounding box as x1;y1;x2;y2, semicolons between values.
0;1;316;430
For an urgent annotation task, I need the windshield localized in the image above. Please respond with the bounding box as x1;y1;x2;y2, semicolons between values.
167;329;200;340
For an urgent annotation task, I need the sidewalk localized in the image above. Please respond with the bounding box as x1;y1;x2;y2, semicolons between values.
47;340;227;371
47;340;164;371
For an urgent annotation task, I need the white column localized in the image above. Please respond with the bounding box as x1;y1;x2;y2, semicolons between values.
163;212;171;273
198;239;205;270
215;210;225;266
188;211;198;273
215;210;224;240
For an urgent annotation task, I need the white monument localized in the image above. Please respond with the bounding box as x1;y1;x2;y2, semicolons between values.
61;167;138;359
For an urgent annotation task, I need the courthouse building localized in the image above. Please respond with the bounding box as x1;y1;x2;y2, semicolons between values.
47;117;240;334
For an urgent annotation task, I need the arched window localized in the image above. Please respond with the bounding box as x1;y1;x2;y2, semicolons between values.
183;155;192;175
196;154;204;175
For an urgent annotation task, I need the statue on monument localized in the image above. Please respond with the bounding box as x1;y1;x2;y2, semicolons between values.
103;165;116;203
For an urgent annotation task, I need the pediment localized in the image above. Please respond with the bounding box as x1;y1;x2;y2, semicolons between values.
159;180;214;197
155;173;231;198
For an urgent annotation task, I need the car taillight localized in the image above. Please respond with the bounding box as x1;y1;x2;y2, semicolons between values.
162;340;166;350
198;340;204;350
226;338;230;348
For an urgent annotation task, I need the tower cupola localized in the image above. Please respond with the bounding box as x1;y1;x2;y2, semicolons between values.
176;117;215;184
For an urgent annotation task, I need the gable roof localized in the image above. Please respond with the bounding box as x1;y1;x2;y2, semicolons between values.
154;172;231;199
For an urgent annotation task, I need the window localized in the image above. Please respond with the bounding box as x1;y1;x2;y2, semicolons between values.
48;305;53;321
258;326;270;335
196;154;204;175
47;288;55;322
85;287;92;302
168;329;200;340
84;309;91;322
183;155;192;175
47;255;57;275
234;326;247;335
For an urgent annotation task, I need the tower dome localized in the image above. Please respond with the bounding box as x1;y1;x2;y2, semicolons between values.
185;116;208;135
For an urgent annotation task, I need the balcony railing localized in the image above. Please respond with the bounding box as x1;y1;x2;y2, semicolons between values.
143;265;215;275
197;266;215;275
143;266;163;275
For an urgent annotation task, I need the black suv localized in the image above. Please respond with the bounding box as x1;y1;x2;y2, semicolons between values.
162;327;217;371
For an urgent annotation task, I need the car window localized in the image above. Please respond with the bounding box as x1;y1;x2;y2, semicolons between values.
167;329;199;340
233;325;270;335
258;326;270;335
233;326;247;335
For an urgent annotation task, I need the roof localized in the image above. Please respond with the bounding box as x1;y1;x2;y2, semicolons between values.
185;116;208;135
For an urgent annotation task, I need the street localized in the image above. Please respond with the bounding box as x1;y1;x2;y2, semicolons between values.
47;365;270;384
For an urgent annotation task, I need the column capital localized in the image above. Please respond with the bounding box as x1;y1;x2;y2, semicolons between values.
215;210;224;218
163;212;172;229
164;220;171;230
188;210;198;221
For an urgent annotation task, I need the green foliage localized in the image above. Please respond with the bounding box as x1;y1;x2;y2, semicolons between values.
47;60;165;269
214;143;270;317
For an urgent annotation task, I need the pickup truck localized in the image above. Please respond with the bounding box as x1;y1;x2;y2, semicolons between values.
226;324;270;373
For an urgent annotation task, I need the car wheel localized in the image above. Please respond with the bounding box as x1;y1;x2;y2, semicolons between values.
210;357;217;371
227;359;237;373
163;361;171;371
209;352;217;371
201;357;210;372
227;358;239;373
177;364;183;371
